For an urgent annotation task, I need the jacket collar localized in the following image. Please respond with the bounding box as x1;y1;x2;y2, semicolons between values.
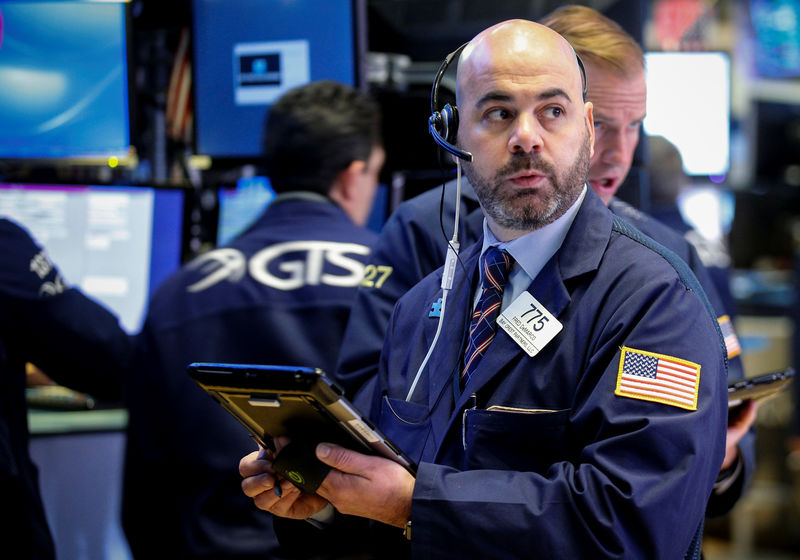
428;187;614;436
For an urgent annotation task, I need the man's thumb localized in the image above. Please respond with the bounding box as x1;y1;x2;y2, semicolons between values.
316;442;370;475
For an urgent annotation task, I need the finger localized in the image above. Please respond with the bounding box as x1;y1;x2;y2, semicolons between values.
241;472;277;499
315;442;373;476
731;400;758;431
274;435;291;453
744;399;759;422
261;483;302;517
239;450;271;477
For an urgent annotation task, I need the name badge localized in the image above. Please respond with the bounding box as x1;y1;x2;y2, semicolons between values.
497;291;563;357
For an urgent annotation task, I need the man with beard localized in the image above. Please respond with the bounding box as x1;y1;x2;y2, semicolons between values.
335;4;753;519
240;20;727;559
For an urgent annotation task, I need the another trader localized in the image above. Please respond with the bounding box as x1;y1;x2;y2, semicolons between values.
122;81;384;558
0;217;130;559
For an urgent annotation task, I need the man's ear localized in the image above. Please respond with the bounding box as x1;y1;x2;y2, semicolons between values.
329;159;368;224
332;160;367;202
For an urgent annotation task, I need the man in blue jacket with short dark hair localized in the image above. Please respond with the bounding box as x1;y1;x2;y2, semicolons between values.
122;80;384;558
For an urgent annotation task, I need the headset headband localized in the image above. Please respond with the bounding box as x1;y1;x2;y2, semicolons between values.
428;40;588;163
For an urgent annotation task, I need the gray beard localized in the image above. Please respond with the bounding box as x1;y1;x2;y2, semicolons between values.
464;132;591;232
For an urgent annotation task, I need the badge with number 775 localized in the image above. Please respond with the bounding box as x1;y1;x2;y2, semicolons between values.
497;291;563;357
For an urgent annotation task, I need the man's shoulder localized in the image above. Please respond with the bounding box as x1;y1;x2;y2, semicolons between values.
608;199;691;261
390;179;480;225
248;203;378;244
0;218;69;300
606;214;708;300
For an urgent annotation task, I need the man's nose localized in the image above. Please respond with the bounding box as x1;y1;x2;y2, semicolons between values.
508;113;543;155
600;130;629;165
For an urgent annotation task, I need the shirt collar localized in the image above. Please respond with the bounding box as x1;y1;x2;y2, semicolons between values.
481;184;587;282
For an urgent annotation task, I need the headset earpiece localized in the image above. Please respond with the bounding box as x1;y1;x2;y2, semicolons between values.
428;43;472;162
434;103;458;145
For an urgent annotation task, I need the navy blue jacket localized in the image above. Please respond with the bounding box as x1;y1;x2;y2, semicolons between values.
368;188;727;558
122;197;377;558
337;179;753;516
609;198;754;515
0;218;128;560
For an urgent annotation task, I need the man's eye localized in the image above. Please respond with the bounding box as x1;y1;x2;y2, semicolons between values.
542;106;564;119
485;108;511;122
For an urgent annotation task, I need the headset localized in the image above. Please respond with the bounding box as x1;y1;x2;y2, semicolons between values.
428;42;472;162
427;42;589;164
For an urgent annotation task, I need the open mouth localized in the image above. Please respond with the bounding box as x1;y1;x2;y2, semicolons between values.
591;177;617;190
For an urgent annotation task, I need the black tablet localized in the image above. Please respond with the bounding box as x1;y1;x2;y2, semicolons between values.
728;368;795;407
187;362;416;492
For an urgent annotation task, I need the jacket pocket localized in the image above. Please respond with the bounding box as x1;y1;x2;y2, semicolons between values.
378;396;433;466
462;407;571;472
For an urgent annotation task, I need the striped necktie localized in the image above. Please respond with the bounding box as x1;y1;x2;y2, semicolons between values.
462;247;513;385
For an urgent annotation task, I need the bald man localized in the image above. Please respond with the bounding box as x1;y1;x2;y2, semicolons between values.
335;4;752;521
240;20;726;559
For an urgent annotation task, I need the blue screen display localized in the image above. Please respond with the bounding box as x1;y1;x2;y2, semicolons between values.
0;1;130;159
217;176;276;246
750;0;800;78
192;0;359;158
0;184;183;333
217;178;388;246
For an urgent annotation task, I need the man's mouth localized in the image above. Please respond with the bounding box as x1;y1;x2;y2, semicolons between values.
508;171;547;188
590;177;617;190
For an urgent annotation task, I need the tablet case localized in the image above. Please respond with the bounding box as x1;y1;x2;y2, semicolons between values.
728;368;794;407
187;362;416;493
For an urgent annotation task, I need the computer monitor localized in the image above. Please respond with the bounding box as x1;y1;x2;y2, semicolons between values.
0;0;131;162
749;0;800;79
0;184;184;333
216;176;276;246
192;0;365;159
216;177;388;246
643;52;730;177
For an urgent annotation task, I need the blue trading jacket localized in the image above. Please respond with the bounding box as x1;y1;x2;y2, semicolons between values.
367;188;727;559
121;198;377;558
338;179;753;517
0;218;129;560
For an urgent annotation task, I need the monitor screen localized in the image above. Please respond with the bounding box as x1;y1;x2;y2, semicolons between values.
216;176;276;246
216;178;388;246
192;0;363;159
0;0;130;160
749;0;800;79
643;52;730;177
0;184;184;333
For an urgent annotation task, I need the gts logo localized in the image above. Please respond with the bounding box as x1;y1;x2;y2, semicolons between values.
186;241;371;292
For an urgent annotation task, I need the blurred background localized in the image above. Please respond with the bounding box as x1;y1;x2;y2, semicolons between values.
1;0;799;558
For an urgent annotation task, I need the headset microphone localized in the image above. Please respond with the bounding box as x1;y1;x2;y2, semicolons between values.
428;42;472;162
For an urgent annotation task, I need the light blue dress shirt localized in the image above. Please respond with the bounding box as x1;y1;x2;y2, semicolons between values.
477;185;587;311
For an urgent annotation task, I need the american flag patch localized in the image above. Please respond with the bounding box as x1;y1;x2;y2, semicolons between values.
615;347;700;411
717;315;741;358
